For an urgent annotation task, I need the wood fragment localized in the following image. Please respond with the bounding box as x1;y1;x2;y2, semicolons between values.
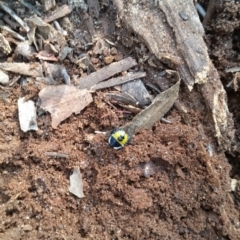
45;152;68;158
91;72;146;90
0;1;30;32
114;0;209;91
39;86;93;128
77;57;137;89
0;62;43;78
43;4;72;23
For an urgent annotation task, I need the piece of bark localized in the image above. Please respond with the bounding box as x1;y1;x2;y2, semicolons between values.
200;69;235;150
43;4;72;23
122;80;180;136
114;0;235;150
91;72;146;90
77;57;137;89
114;0;208;91
0;62;43;78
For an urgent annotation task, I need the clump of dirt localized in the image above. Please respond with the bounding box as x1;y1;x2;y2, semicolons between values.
1;0;240;239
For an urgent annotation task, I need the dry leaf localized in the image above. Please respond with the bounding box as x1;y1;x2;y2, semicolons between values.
39;85;93;128
123;80;180;135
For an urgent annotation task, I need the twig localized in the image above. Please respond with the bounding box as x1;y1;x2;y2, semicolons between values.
161;118;172;124
18;0;42;17
8;75;21;87
104;38;115;46
91;72;146;90
0;1;30;32
0;25;25;41
77;57;138;89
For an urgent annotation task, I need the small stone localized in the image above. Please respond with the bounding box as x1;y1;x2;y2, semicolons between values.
104;56;114;65
179;11;190;21
22;224;33;232
0;70;9;85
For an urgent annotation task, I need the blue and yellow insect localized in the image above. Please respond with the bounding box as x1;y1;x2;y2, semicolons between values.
108;129;131;149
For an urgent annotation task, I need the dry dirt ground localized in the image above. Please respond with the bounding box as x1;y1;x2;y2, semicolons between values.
1;0;240;239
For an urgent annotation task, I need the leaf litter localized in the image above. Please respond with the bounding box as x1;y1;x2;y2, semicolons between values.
39;85;93;128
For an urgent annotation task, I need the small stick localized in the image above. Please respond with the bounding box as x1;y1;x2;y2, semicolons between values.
8;75;21;87
45;152;68;158
0;25;25;41
0;1;30;32
91;72;146;90
18;0;42;17
161;118;172;124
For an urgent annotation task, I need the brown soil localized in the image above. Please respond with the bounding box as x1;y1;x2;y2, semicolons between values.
1;1;240;240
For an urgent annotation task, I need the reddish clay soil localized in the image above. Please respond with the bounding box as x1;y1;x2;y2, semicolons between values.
1;1;240;240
